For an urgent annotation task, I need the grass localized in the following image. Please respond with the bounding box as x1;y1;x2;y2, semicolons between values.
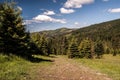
74;54;120;80
0;54;53;80
1;54;120;80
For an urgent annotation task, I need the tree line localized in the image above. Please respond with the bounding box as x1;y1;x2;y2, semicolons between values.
30;18;120;58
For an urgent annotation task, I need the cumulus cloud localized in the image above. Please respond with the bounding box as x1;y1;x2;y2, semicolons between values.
64;0;94;8
43;10;56;15
60;8;75;14
24;15;66;24
108;8;120;13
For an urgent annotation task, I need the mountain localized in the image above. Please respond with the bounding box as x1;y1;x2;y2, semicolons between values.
71;19;120;42
31;19;120;55
37;28;76;37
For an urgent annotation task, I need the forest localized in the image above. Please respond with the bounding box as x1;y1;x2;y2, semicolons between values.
0;1;120;80
31;19;120;58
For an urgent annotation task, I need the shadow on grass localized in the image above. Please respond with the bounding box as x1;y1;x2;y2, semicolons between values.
27;56;54;63
1;53;54;63
48;55;57;58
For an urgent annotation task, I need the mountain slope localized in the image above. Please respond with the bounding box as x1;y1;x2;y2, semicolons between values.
35;28;75;37
31;19;120;55
72;19;120;41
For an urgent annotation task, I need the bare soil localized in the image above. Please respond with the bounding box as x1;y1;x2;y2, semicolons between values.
30;56;112;80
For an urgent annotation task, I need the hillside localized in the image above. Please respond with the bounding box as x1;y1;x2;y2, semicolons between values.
34;28;75;37
34;19;120;39
72;19;120;41
31;19;120;56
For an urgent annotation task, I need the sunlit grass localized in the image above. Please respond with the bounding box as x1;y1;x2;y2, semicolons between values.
0;54;53;80
74;54;120;80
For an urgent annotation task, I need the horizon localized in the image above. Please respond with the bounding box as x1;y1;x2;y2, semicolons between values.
0;0;120;32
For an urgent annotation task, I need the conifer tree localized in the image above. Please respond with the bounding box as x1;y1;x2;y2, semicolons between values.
94;40;104;58
0;2;31;56
68;37;79;58
79;38;93;58
40;35;48;56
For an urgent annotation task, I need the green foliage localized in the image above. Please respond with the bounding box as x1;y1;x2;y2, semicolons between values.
68;37;79;58
30;17;120;58
40;35;49;55
30;33;49;55
78;38;93;58
72;19;120;56
94;40;104;58
0;2;32;57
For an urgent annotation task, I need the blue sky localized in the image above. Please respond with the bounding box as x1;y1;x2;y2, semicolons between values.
0;0;120;32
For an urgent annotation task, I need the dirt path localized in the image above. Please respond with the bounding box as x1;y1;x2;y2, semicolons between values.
34;56;112;80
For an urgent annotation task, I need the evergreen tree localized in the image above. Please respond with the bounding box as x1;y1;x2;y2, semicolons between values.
68;37;79;58
78;38;93;58
94;40;104;58
40;35;48;56
0;2;31;56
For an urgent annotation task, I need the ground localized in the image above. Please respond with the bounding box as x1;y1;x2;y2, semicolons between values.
28;55;112;80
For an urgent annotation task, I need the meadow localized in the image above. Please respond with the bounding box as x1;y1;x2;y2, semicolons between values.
0;54;120;80
0;54;53;80
74;54;120;80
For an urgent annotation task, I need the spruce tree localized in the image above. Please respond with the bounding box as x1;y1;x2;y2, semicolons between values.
94;40;104;58
40;35;48;56
78;38;93;58
68;37;79;58
0;2;31;56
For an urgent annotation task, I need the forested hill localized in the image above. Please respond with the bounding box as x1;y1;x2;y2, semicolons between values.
32;28;76;37
33;19;120;38
71;19;120;41
31;19;120;56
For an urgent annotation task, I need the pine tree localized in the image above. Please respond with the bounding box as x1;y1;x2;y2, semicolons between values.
40;35;48;56
94;40;104;58
78;38;93;58
68;37;79;58
0;2;31;56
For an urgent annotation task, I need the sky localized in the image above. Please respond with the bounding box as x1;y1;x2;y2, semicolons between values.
0;0;120;32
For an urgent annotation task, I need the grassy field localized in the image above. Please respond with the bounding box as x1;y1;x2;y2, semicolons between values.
74;54;120;80
0;54;53;80
0;54;120;80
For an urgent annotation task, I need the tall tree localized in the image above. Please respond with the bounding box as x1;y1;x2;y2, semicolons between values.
94;40;104;58
0;2;31;56
78;38;93;58
68;37;79;58
40;35;49;56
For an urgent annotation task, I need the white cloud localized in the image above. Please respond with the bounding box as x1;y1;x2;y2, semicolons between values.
25;15;66;24
24;20;42;25
108;8;120;13
24;14;66;25
60;8;75;14
74;22;79;25
17;6;22;11
43;10;56;15
103;0;109;2
64;0;94;8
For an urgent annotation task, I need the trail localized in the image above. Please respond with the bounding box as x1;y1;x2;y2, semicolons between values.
33;56;112;80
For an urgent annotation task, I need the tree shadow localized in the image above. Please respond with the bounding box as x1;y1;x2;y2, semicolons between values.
27;55;54;63
1;52;54;63
48;55;57;58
